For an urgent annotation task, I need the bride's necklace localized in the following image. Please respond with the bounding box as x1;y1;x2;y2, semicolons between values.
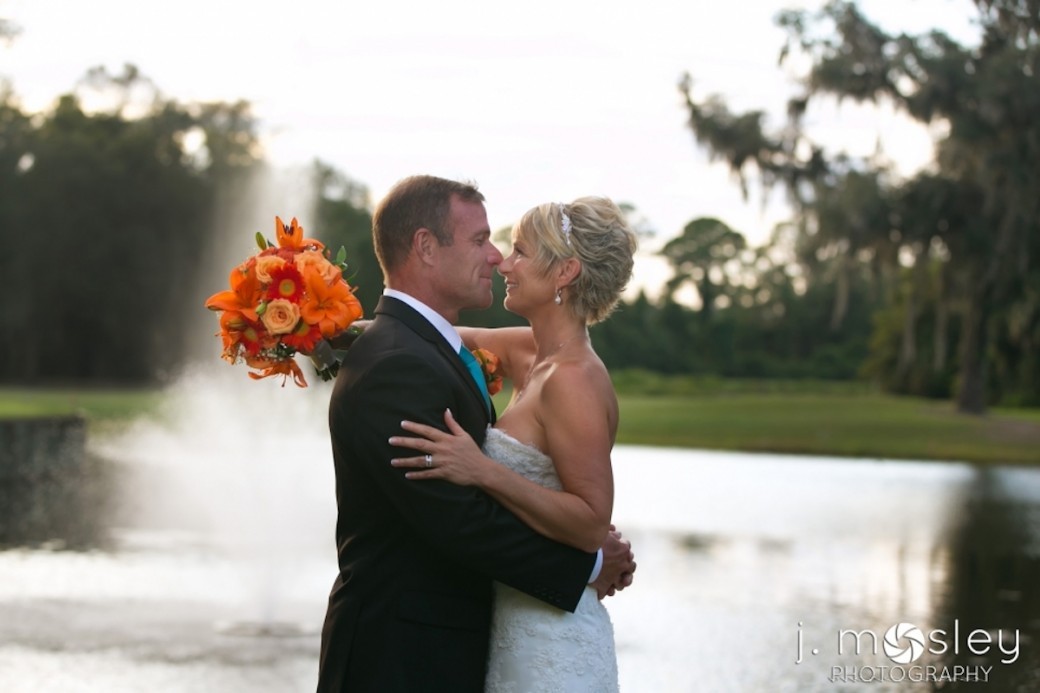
542;333;585;358
514;333;589;401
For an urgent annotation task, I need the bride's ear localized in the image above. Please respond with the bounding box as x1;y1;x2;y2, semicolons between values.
556;257;581;287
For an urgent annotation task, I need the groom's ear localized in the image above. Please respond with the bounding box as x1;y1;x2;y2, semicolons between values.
413;228;437;265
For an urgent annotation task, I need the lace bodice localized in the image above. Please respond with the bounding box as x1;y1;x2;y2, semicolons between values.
481;427;619;693
482;427;563;491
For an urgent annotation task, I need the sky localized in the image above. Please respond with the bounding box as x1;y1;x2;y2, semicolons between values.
2;0;980;296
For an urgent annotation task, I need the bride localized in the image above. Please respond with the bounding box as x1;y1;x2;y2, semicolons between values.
390;197;637;692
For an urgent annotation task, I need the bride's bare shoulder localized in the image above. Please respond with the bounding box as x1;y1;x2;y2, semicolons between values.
541;354;615;409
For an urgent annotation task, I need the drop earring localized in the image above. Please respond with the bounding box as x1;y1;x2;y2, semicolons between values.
554;288;563;305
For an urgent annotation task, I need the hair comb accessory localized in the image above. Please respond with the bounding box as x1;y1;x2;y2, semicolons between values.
557;203;572;247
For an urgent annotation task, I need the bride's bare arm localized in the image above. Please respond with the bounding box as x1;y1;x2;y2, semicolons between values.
389;362;615;553
457;326;535;383
523;362;615;551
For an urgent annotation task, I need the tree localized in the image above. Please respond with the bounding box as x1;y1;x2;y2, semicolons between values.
660;217;747;321
679;0;1040;413
0;66;264;383
0;89;35;374
311;160;381;315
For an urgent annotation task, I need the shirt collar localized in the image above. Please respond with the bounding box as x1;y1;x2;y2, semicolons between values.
383;288;463;352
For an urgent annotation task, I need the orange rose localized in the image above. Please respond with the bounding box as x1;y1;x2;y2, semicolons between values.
255;255;287;284
261;298;301;335
294;250;341;285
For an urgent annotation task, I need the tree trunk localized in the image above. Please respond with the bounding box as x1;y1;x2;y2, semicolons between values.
896;249;924;382
955;294;989;415
698;278;715;322
933;268;949;373
829;256;850;331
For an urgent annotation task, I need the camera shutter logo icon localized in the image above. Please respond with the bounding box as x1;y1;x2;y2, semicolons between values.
883;623;926;664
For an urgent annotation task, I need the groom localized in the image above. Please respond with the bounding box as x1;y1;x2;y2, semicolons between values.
317;175;634;692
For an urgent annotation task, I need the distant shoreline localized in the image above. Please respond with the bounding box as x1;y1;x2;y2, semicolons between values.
3;382;1038;466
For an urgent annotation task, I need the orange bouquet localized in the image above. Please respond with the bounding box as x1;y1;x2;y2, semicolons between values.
204;216;363;387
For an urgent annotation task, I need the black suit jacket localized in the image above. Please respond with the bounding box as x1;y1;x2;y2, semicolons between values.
317;296;597;693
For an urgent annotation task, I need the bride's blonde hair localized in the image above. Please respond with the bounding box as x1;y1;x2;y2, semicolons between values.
514;197;637;325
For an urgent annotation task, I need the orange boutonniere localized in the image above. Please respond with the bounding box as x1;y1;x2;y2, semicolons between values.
204;216;363;387
472;348;504;396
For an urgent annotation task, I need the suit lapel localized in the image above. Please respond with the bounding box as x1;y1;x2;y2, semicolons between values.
375;296;495;425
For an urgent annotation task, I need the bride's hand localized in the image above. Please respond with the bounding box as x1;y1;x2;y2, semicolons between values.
390;409;490;486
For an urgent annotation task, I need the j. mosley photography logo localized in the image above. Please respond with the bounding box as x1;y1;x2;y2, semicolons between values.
795;620;1021;685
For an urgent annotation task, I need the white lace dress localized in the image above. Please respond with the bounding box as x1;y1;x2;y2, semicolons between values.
482;427;620;693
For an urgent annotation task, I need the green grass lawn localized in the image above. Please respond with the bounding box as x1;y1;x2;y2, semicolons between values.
0;387;163;432
499;373;1040;465
616;393;1040;465
4;379;1039;465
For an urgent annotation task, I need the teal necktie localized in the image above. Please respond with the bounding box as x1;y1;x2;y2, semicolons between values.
459;346;491;412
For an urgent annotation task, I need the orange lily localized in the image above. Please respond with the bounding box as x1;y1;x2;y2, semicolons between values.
217;311;247;357
247;358;308;388
205;266;262;322
300;267;363;337
276;216;324;252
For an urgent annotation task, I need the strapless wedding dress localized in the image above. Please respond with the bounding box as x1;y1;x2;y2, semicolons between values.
482;427;620;693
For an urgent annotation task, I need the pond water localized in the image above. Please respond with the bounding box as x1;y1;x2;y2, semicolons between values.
1;372;1037;692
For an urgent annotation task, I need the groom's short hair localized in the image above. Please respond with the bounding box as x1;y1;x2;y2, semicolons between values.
373;175;485;276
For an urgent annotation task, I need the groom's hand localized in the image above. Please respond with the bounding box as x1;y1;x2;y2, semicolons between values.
592;525;636;600
328;320;370;349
